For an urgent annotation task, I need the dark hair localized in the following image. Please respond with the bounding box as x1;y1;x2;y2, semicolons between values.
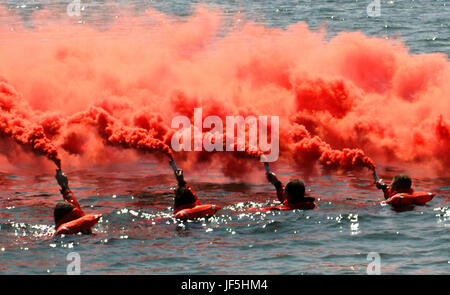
285;179;306;201
54;202;75;225
391;174;412;191
174;186;197;208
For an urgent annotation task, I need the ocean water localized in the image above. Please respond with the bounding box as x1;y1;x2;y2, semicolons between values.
1;0;449;55
0;0;449;275
0;161;448;275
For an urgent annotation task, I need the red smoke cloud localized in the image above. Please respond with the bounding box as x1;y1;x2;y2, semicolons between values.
0;6;448;178
289;124;375;172
67;107;174;160
0;82;61;168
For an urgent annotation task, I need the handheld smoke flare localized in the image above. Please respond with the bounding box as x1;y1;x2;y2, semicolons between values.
169;160;179;174
264;162;271;174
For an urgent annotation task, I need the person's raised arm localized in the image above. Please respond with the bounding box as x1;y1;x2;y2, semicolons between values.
374;171;391;199
55;169;81;209
169;160;200;207
175;169;187;187
170;160;187;187
375;179;388;191
266;172;284;203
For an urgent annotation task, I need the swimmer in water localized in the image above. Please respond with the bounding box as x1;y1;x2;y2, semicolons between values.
265;166;316;210
375;174;413;200
170;162;201;214
53;170;101;235
169;160;220;219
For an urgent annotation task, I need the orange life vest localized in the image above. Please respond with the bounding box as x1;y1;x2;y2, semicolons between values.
246;200;316;213
385;191;436;206
262;200;316;211
55;214;102;235
174;204;221;220
54;190;102;235
55;207;85;230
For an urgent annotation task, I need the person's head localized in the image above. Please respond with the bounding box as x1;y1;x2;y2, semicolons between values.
391;174;412;191
53;202;75;226
284;179;306;203
174;186;197;207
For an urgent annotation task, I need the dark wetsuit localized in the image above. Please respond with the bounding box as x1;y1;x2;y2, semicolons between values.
54;190;94;235
271;178;315;207
173;180;200;214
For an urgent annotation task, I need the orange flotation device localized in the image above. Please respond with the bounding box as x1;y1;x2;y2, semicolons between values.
174;204;221;220
385;191;436;206
246;200;316;213
53;190;102;235
263;201;316;211
55;214;102;235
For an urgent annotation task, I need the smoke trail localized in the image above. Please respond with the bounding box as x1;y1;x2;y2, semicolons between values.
67;107;174;160
0;82;61;168
289;124;375;172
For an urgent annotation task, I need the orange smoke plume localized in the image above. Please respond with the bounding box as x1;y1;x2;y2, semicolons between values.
0;5;448;178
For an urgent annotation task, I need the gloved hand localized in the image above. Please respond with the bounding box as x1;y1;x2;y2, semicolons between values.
375;179;386;189
175;169;185;185
56;170;70;194
266;172;278;184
